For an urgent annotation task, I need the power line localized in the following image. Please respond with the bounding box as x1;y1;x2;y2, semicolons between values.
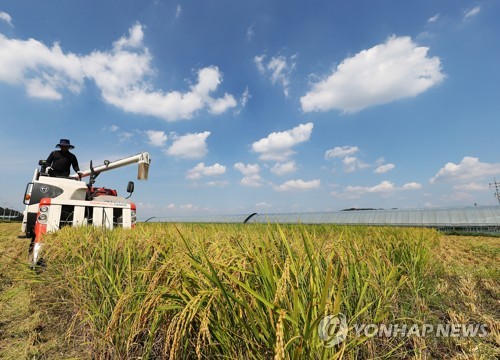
489;178;500;206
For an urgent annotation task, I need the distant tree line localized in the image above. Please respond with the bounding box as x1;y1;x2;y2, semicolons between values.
341;207;398;211
0;207;23;221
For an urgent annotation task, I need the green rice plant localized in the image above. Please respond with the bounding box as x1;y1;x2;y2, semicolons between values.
35;223;440;359
162;223;348;359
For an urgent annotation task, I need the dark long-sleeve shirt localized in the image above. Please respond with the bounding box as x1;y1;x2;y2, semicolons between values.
46;150;80;177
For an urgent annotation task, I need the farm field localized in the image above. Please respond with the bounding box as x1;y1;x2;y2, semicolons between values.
0;222;498;359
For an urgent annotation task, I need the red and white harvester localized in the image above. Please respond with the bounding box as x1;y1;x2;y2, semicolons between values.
21;152;151;265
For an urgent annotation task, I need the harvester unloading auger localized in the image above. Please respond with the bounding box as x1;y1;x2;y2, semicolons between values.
20;152;151;265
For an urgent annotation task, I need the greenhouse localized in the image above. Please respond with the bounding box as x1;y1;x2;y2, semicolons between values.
150;206;500;233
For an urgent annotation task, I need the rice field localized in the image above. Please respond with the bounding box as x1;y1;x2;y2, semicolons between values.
1;222;499;359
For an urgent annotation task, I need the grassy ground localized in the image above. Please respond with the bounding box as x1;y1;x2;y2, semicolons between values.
0;222;498;359
0;223;84;359
430;235;499;358
0;222;33;359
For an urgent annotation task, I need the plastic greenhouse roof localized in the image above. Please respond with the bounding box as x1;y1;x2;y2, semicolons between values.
151;206;500;227
248;206;500;226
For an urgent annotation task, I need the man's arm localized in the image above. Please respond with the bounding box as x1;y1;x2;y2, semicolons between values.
45;151;55;176
71;154;82;179
71;154;80;172
46;151;54;166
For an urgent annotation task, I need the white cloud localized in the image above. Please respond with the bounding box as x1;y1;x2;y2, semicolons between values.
145;130;168;147
180;204;198;211
252;122;313;161
26;77;64;100
453;182;488;191
464;6;480;20
326;152;393;174
271;161;297;176
117;131;134;143
402;182;422;190
92;25;236;120
301;36;445;113
374;163;395;174
208;93;237;115
234;163;263;187
428;14;440;23
430;157;500;183
0;23;236;120
342;156;369;173
246;23;255;41
239;87;251;110
274;179;321;192
175;5;182;18
256;202;272;208
0;12;12;26
84;37;237;120
207;180;229;187
165;131;210;159
240;174;264;187
325;145;359;159
325;145;369;173
254;53;296;97
234;162;260;176
375;157;385;165
186;162;226;180
113;23;144;49
334;180;421;199
254;55;266;73
0;34;84;99
355;180;396;194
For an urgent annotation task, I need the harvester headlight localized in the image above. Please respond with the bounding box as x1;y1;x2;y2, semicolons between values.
38;214;47;222
39;206;49;213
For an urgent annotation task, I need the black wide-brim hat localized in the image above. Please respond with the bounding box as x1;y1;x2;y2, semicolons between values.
56;139;75;149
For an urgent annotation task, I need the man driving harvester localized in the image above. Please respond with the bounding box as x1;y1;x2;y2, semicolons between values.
45;139;82;178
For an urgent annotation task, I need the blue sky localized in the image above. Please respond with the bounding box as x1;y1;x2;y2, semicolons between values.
1;0;499;219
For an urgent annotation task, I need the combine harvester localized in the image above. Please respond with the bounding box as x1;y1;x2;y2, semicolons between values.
20;152;151;265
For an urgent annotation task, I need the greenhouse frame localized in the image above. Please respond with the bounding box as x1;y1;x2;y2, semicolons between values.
150;206;500;233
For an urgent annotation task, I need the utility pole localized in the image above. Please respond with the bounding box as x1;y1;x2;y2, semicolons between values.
489;178;500;206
